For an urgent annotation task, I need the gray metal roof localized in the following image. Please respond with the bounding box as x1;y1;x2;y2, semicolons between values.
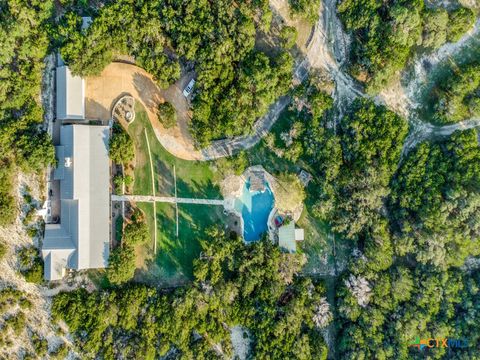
43;125;110;280
278;222;297;253
56;66;85;120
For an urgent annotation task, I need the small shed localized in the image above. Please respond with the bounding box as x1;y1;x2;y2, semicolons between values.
299;170;313;187
278;222;304;253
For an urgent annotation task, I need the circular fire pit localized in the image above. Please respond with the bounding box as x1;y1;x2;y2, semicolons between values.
112;95;136;124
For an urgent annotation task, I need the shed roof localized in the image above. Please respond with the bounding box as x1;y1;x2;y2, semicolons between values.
279;222;297;253
56;66;85;120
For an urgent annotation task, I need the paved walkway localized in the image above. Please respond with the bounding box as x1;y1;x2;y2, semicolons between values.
112;194;225;206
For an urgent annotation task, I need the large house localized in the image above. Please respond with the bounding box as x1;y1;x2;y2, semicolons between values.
42;66;110;280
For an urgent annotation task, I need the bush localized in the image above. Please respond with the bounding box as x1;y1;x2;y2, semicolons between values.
288;0;321;24
5;312;26;335
279;26;297;49
23;259;44;284
447;7;476;42
157;102;177;129
107;211;149;284
31;333;48;357
0;242;6;261
109;123;134;165
50;343;69;359
107;245;136;285
18;246;44;284
113;174;124;195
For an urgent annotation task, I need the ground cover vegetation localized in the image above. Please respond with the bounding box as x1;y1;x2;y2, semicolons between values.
53;229;330;359
337;0;476;92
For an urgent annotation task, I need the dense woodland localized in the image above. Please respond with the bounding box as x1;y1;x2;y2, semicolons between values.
337;0;476;92
423;57;480;124
1;0;480;358
56;0;293;146
53;230;330;359
0;0;56;226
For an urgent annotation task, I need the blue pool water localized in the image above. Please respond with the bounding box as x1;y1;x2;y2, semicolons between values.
234;180;274;242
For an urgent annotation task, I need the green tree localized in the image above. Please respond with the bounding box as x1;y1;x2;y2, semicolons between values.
288;0;321;24
157;102;177;129
109;123;134;165
279;25;297;49
447;7;476;42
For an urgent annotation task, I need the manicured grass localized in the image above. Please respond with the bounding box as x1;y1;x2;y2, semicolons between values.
128;100;345;283
125;105;227;283
127;103;221;198
155;203;227;282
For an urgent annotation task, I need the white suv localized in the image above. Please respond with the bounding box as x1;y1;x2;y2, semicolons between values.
183;79;195;97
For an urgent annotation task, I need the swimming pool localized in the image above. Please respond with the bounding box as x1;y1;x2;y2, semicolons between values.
234;180;274;242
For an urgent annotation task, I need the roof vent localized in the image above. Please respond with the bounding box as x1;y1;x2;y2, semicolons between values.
64;157;72;168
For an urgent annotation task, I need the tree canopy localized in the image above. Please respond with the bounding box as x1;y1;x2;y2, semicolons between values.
338;0;476;92
54;228;330;359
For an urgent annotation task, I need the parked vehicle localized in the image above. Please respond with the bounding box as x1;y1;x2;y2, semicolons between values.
183;79;195;97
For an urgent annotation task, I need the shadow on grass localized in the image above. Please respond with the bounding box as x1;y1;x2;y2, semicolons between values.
151;203;227;281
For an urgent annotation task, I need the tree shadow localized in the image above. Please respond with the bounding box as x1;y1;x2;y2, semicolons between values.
132;72;163;114
85;98;110;120
176;177;222;199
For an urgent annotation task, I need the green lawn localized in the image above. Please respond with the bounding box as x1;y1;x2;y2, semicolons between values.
127;103;221;198
155;203;227;282
127;103;227;284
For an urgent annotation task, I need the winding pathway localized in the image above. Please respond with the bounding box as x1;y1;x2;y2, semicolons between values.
86;3;480;163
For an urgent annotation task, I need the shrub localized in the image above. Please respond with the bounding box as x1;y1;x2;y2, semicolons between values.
288;0;321;24
50;343;69;359
0;242;6;261
31;333;48;357
109;123;134;165
107;211;149;284
157;102;177;129
279;26;297;49
5;312;26;335
107;245;136;285
18;246;44;284
23;258;44;284
113;174;124;195
447;7;476;42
